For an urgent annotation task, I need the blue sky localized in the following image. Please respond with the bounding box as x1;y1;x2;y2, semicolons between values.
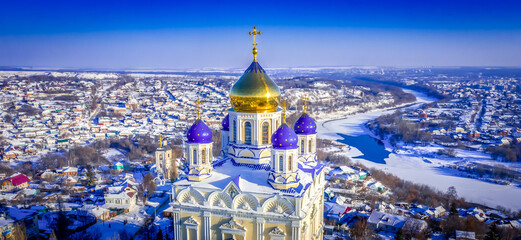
1;0;521;69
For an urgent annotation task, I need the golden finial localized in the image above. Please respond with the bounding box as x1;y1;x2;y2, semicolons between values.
159;134;163;148
248;26;262;62
195;98;202;120
281;100;288;123
302;94;309;113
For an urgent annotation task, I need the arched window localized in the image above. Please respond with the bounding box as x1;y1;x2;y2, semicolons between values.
288;155;292;171
202;149;206;164
262;122;269;144
309;139;313;153
233;120;237;142
272;155;275;168
301;139;305;154
244;122;252;145
192;149;197;165
279;155;283;172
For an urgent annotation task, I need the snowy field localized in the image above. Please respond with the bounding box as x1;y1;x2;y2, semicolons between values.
318;89;521;211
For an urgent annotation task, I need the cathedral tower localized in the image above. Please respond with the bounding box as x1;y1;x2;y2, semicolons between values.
186;99;214;181
226;26;282;165
294;94;318;165
155;134;173;179
268;101;300;190
220;114;229;156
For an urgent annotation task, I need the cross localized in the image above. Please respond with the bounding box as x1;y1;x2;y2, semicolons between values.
281;100;288;123
248;26;262;47
159;133;163;148
248;26;262;62
195;98;202;119
302;94;309;113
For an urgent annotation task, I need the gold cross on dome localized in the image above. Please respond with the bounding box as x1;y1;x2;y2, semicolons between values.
281;100;288;123
302;94;309;113
195;98;202;119
248;26;262;62
249;26;262;47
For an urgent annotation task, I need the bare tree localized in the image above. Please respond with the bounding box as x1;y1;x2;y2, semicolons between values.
350;218;373;240
11;223;27;240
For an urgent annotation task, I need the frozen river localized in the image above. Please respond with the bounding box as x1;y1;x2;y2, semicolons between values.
318;88;521;211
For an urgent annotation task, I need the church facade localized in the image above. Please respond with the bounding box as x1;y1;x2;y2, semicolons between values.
171;26;325;240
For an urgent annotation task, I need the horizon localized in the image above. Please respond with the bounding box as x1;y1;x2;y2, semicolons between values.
1;0;521;69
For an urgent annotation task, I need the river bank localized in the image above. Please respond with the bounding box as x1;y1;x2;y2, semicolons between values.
317;88;521;211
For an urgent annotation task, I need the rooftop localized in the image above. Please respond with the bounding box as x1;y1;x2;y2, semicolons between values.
174;158;324;197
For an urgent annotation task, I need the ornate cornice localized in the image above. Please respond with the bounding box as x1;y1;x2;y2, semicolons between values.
183;216;199;226
219;218;246;231
269;226;286;236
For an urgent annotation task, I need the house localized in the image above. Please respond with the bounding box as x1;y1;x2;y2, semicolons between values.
1;174;30;192
367;211;406;233
0;217;15;239
7;207;40;239
114;162;125;172
63;176;78;185
104;190;137;210
83;205;111;221
323;202;355;224
61;167;78;177
40;170;56;181
434;206;446;218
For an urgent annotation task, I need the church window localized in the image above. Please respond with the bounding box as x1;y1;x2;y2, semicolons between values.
193;149;197;165
244;122;252;145
309;139;313;153
301;139;305;154
202;149;206;164
279;155;283;171
233;120;237;142
262;122;269;144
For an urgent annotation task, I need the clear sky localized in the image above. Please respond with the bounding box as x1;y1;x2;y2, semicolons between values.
1;0;521;69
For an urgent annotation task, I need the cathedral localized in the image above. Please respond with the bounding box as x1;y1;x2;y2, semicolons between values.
170;26;325;240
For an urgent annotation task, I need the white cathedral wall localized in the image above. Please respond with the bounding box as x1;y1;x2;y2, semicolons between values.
297;134;316;162
186;142;213;166
227;110;281;164
271;148;299;173
228;110;281;146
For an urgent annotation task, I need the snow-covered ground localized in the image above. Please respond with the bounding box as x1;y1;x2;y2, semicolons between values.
318;88;521;211
86;193;171;240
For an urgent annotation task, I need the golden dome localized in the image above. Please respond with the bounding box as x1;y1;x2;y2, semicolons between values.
229;61;281;112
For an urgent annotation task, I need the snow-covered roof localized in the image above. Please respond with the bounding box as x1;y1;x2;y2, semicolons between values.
175;159;322;197
368;211;406;228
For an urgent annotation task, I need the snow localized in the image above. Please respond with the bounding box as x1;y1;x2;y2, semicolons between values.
174;159;318;196
87;205;147;239
318;88;521;211
102;148;127;162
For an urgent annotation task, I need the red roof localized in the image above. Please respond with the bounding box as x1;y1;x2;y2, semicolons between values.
342;207;353;215
8;174;30;186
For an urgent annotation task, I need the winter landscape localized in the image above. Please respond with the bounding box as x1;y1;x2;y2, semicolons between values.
2;1;521;239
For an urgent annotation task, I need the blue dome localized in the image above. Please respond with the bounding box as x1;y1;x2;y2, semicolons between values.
222;114;229;131
294;113;317;135
271;123;298;150
187;119;213;144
